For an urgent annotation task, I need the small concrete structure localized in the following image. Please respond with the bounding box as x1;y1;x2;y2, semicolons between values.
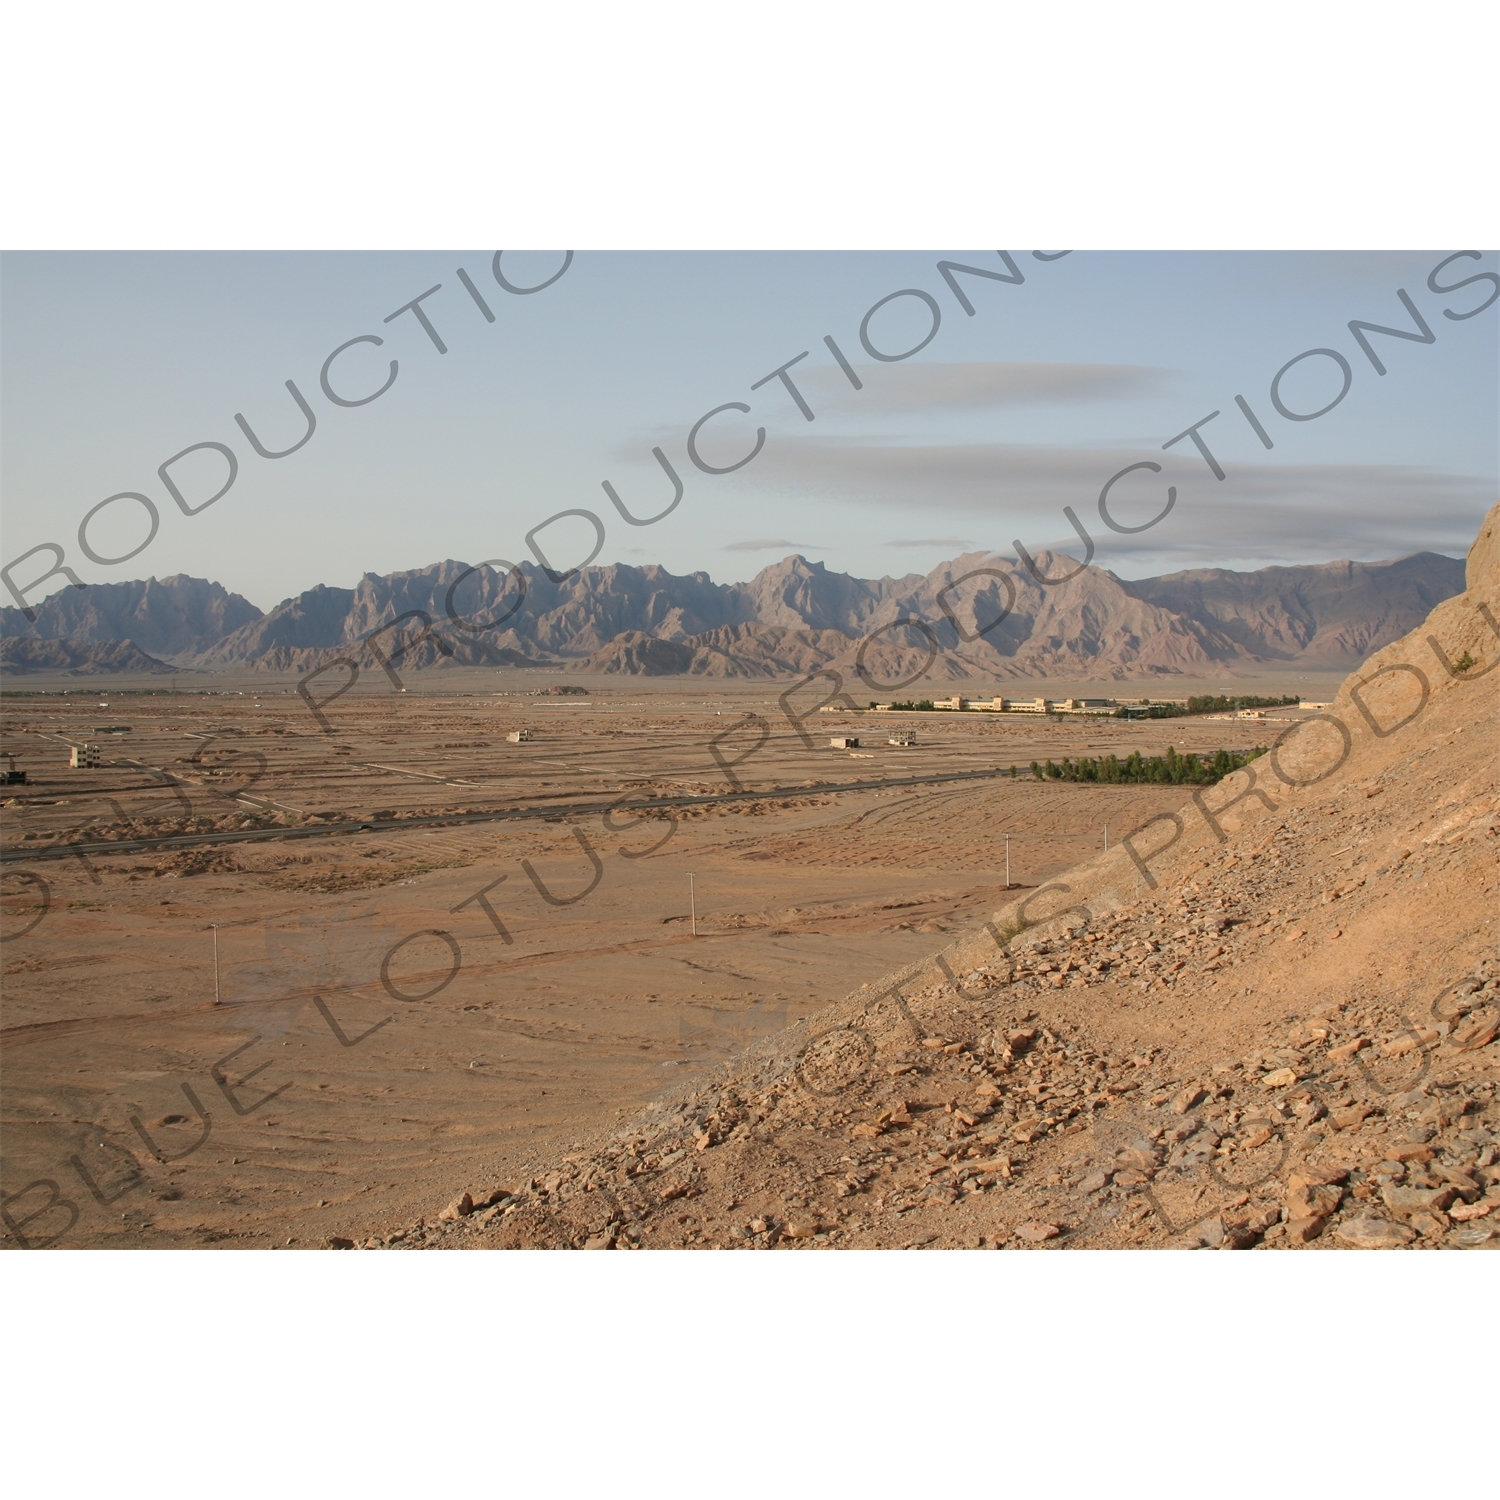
888;730;917;746
1;753;26;785
69;742;102;768
829;736;860;749
506;729;533;743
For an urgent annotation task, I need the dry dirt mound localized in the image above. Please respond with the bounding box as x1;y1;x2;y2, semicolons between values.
366;506;1498;1252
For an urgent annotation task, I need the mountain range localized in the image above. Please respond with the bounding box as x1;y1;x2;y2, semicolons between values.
0;550;1465;679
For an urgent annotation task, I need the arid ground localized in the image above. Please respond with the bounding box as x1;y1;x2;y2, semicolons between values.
0;672;1344;1248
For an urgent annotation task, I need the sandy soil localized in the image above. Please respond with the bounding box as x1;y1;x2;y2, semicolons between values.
0;676;1312;1248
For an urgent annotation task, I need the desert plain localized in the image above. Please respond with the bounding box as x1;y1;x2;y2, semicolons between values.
0;670;1341;1248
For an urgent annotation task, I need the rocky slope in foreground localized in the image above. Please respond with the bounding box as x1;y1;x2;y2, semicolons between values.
358;508;1499;1251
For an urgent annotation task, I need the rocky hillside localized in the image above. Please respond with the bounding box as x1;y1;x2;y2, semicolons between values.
375;505;1499;1251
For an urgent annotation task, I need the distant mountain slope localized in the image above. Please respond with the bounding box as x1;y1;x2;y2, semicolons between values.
1;549;1466;679
0;636;176;675
192;583;358;665
1119;553;1465;665
0;575;261;662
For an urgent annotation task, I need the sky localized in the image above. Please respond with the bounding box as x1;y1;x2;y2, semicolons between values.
2;249;1496;613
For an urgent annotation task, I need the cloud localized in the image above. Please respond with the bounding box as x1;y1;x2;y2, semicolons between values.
724;537;817;552
742;437;1492;572
798;361;1173;415
885;536;972;548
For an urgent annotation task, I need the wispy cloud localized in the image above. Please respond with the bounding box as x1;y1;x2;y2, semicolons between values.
724;537;817;552
744;437;1490;571
885;536;971;548
800;360;1174;415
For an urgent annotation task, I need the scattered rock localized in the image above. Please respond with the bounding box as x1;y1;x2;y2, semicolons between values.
1384;1142;1434;1163
971;1155;1014;1178
1285;1215;1327;1244
1453;1014;1499;1051
326;1236;355;1250
1015;1222;1061;1242
1336;1217;1416;1249
1287;1182;1343;1219
438;1192;473;1222
1447;1200;1493;1222
1408;1211;1450;1238
1262;1067;1299;1089
1381;1184;1458;1217
1384;1027;1440;1057
1193;1216;1226;1248
1450;1225;1497;1247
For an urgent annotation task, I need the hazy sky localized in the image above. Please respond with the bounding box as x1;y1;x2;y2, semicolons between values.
2;250;1495;613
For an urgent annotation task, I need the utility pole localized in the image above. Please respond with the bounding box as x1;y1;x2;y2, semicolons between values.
1104;823;1109;852
1005;837;1011;889
210;923;221;1005
689;874;697;937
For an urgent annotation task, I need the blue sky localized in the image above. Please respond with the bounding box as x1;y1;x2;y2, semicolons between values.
2;249;1495;613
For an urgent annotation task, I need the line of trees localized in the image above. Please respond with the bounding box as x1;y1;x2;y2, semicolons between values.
1031;746;1266;785
1115;694;1299;720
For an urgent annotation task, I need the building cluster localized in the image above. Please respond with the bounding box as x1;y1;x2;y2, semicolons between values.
867;696;1119;715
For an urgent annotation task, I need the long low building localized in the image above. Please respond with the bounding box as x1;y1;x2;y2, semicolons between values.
871;696;1121;714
